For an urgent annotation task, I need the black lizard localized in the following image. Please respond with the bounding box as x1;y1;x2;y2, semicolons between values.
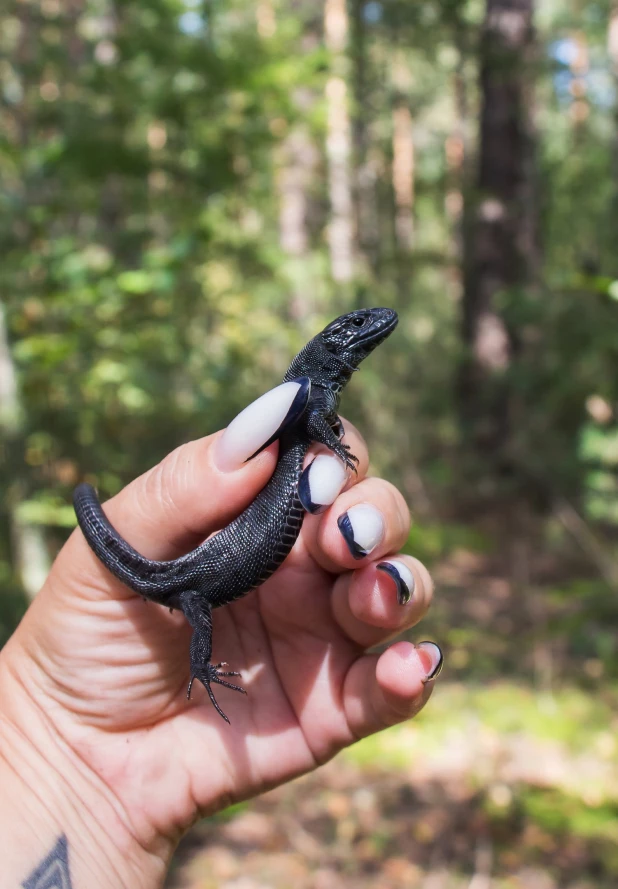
73;307;398;721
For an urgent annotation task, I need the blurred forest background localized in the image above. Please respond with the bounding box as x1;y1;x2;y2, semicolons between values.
2;0;618;885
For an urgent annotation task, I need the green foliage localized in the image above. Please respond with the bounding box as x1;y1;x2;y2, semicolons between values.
520;788;618;844
404;521;492;565
581;423;618;522
0;572;27;650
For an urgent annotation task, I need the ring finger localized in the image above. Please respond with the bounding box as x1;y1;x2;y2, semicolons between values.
331;554;434;649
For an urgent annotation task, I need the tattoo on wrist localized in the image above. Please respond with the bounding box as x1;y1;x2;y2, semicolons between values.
22;834;73;889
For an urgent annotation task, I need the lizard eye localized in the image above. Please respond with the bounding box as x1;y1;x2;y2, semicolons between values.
352;317;366;327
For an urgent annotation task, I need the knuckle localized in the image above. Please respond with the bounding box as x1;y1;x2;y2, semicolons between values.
142;444;187;520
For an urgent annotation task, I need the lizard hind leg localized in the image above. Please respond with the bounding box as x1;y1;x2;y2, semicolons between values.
180;591;246;724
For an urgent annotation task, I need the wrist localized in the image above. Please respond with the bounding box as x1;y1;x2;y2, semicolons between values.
0;638;172;889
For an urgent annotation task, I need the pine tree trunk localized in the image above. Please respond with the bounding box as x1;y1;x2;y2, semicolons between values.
608;3;618;260
350;0;380;276
256;0;276;38
459;0;539;479
324;0;355;284
271;0;319;326
569;30;589;134
0;304;50;601
277;123;319;325
391;52;415;255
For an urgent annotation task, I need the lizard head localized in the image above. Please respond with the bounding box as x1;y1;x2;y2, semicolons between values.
319;307;398;368
283;307;398;390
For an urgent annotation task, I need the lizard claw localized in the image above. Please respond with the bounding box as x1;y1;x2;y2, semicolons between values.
334;442;360;474
187;662;247;723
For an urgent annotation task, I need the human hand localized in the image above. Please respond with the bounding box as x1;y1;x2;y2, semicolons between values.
0;391;440;888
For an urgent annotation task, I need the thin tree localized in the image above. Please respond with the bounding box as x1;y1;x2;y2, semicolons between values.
324;0;355;284
459;0;539;480
608;2;618;253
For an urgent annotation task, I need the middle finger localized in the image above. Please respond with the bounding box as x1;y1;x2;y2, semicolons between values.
303;476;411;574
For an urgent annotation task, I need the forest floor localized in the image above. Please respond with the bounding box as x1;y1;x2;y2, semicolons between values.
165;523;618;889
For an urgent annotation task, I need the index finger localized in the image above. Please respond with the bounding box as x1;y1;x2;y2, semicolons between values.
292;416;369;522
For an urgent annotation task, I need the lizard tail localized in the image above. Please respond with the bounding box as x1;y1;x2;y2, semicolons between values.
73;483;184;600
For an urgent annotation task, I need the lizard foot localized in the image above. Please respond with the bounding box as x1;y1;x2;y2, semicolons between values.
186;662;247;723
334;441;360;474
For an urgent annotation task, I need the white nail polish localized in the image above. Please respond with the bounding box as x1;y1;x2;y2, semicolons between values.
338;504;385;559
215;381;303;472
299;454;348;514
376;559;415;605
417;641;444;681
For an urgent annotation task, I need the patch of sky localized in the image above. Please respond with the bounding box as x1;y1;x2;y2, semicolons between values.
363;2;382;25
179;0;205;35
549;37;578;67
179;10;204;34
549;38;615;109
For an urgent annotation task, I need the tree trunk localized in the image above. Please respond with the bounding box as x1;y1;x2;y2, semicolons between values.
277;121;319;326
569;30;589;134
350;0;380;277
459;0;539;478
272;0;319;327
0;304;50;601
445;53;470;255
324;0;355;285
256;0;276;38
391;52;415;255
608;3;618;262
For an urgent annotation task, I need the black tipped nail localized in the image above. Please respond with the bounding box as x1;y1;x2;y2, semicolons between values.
376;561;414;605
285;376;312;424
244;377;311;462
298;460;327;514
418;641;444;682
337;511;367;560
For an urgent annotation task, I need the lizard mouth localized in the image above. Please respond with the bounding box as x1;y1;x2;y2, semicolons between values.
350;307;398;354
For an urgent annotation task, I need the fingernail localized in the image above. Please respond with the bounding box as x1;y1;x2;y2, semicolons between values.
376;559;415;605
416;641;443;682
337;504;385;560
299;454;348;514
214;379;310;472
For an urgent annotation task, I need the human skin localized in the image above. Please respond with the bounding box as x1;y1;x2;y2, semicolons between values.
0;414;438;888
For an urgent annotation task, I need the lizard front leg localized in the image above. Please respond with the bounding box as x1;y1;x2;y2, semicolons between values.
306;411;359;473
180;591;246;723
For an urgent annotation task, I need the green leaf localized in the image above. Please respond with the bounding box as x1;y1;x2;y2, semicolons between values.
15;500;77;528
116;271;154;294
